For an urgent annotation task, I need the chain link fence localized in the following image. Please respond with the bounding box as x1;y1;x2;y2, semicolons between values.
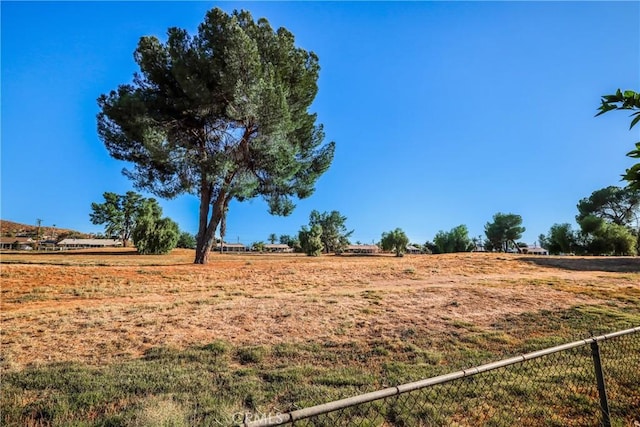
242;326;640;427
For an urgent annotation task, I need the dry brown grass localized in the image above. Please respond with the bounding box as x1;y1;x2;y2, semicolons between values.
1;249;638;371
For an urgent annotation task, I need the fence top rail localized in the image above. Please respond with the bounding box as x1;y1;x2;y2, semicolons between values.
244;325;640;427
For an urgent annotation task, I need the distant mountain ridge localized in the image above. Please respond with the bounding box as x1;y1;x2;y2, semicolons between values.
0;219;89;239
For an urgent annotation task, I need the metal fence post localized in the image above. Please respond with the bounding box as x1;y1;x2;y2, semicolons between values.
590;340;611;427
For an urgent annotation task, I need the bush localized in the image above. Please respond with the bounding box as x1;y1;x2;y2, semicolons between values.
299;225;323;256
381;228;409;257
433;225;474;253
132;200;179;255
176;232;196;249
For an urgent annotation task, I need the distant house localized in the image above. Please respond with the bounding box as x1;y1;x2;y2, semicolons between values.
0;237;34;250
39;239;59;251
521;246;548;255
215;242;247;252
472;242;486;252
263;243;293;253
344;244;380;254
406;245;422;254
57;238;122;249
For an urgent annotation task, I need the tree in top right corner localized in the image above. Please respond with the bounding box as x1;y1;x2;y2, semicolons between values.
596;89;640;190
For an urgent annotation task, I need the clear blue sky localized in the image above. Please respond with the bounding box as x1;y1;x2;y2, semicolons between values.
2;1;639;245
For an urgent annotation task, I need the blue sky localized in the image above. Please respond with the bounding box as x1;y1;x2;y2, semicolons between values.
2;1;639;245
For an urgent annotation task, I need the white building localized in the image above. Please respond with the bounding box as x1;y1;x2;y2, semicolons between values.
263;243;293;253
344;244;380;254
215;243;248;252
520;246;549;255
57;238;122;249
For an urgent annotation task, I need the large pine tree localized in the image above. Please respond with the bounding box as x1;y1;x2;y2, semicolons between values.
97;8;335;264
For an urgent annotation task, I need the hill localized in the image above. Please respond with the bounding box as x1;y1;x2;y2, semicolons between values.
0;219;89;239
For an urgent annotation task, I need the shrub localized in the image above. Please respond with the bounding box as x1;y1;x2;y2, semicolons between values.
132;200;179;255
176;232;196;249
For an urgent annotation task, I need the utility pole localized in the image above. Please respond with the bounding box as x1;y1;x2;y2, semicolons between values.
36;218;42;251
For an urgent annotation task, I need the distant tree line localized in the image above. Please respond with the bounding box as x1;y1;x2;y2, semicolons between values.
89;184;639;258
88;198;524;258
292;211;527;257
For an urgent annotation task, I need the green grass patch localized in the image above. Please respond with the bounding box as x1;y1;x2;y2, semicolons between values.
2;303;639;426
236;346;269;365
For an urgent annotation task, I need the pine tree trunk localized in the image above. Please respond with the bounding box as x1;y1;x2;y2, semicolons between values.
511;239;523;254
219;200;231;255
194;223;217;264
220;210;226;255
194;186;227;264
194;182;215;264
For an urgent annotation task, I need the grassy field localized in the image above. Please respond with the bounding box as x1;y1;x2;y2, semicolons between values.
1;250;639;426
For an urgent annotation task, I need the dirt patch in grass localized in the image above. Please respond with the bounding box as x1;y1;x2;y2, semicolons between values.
1;250;638;370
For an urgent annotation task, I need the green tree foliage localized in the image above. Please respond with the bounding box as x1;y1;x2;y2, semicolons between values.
132;199;179;255
268;233;277;244
578;218;636;256
578;215;605;235
298;224;323;256
97;8;335;264
176;231;196;249
484;213;525;252
575;186;640;255
483;239;496;252
596;89;640;190
279;234;295;246
252;241;265;252
380;228;410;257
89;191;145;247
542;223;577;255
308;210;353;254
433;225;474;254
597;223;637;255
576;186;640;226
